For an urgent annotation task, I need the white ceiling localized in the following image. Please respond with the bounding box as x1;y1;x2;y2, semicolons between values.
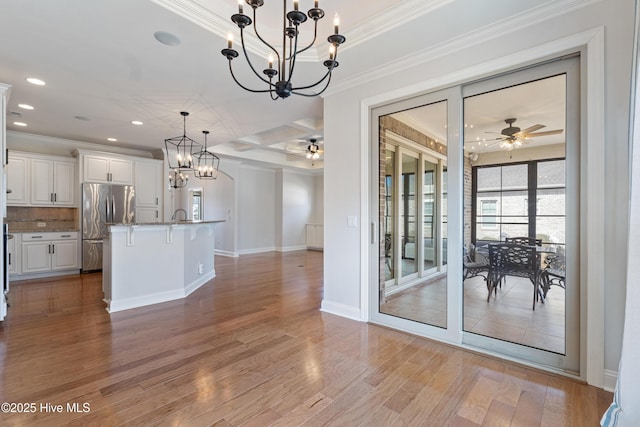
0;0;567;170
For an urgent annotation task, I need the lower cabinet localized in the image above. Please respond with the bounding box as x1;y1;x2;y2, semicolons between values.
20;232;79;275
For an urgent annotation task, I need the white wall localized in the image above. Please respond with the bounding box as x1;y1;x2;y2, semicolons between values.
237;165;277;253
281;170;315;250
313;174;324;224
322;0;634;380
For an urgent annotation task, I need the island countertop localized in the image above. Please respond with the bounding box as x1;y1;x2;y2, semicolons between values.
108;220;225;227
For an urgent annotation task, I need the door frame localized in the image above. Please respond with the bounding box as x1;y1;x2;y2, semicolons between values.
359;28;605;385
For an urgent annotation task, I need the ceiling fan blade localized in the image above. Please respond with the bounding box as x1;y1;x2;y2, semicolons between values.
464;137;502;144
518;124;545;135
525;129;564;138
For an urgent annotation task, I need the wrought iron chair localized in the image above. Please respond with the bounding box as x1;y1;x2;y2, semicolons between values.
541;253;566;298
463;243;489;280
505;236;542;247
487;243;543;310
501;237;541;288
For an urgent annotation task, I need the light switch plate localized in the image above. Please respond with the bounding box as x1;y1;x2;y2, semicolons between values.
37;222;46;227
347;216;358;228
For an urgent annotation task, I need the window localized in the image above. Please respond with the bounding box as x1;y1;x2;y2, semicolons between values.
480;200;497;230
473;160;565;248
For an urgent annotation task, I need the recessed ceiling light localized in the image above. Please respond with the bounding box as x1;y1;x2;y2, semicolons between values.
107;137;118;142
26;77;45;86
13;122;27;127
131;120;143;126
18;103;34;110
154;31;181;46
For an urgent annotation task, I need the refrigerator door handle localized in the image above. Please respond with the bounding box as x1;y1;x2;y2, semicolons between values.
105;197;111;223
112;196;116;223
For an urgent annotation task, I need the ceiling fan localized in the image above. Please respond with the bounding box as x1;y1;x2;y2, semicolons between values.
285;137;324;161
467;118;564;152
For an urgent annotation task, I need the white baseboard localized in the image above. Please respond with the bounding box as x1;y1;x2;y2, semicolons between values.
215;249;239;258
185;270;215;296
277;245;308;252
320;299;363;321
238;247;276;255
106;271;214;313
603;369;618;392
11;269;81;281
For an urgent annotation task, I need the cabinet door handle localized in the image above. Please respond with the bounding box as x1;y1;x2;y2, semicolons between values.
50;193;54;202
156;197;158;205
61;234;71;238
48;244;51;254
8;253;11;265
155;211;158;219
52;244;55;254
31;236;42;239
54;193;57;202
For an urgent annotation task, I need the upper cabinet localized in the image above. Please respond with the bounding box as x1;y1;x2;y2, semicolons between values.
134;159;163;222
6;153;29;205
30;158;75;206
7;151;77;207
83;154;133;184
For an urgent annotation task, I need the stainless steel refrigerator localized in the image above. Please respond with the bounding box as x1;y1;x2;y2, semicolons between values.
82;183;135;272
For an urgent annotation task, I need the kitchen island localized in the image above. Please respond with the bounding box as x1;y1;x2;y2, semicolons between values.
103;220;223;313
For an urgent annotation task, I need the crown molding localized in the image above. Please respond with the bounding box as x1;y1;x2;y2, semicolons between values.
324;0;604;97
151;0;452;62
339;0;453;56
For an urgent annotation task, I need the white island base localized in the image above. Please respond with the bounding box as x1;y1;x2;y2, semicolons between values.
103;222;222;313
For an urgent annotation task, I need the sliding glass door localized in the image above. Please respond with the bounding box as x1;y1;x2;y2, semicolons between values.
373;91;454;333
370;56;580;374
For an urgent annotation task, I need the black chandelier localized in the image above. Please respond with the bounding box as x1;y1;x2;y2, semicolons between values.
221;0;346;100
169;168;189;189
165;111;200;170
193;130;221;180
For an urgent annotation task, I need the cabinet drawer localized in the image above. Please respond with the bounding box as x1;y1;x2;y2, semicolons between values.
22;232;78;241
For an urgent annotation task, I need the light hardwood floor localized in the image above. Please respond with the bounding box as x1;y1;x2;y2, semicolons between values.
0;251;609;426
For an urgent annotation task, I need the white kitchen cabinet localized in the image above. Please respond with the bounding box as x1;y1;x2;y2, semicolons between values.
134;159;163;222
30;158;75;206
51;239;79;270
6;154;29;205
21;232;79;274
7;233;20;275
135;207;161;223
84;154;133;184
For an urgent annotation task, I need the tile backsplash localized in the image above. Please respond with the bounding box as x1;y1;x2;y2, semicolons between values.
6;207;78;232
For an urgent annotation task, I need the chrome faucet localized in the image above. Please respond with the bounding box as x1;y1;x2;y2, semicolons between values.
171;208;187;222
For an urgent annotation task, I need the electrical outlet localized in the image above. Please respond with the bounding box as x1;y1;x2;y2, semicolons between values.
37;222;46;227
198;263;204;274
